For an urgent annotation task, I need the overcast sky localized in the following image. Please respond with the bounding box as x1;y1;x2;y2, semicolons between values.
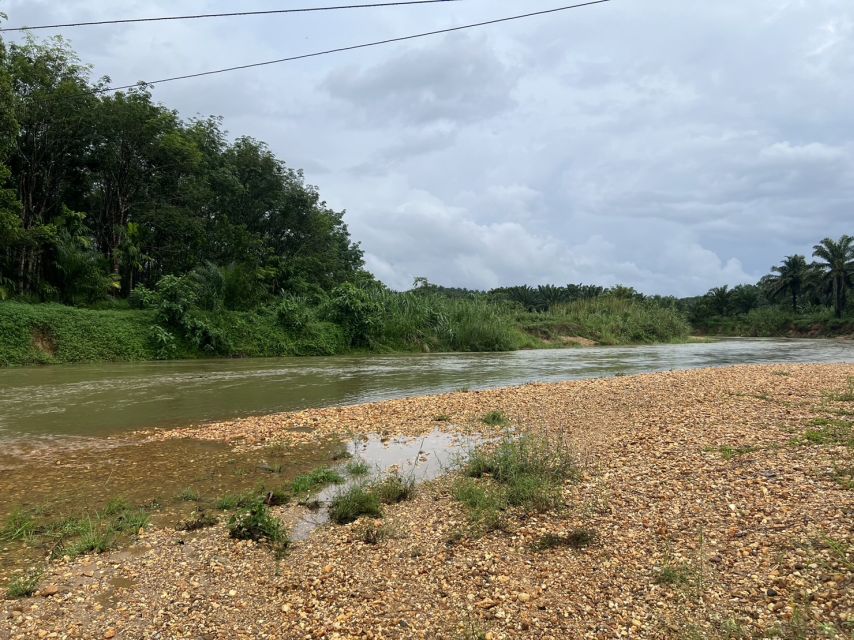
3;0;853;295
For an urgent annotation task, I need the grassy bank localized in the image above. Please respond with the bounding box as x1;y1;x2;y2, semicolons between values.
696;307;854;338
0;296;692;366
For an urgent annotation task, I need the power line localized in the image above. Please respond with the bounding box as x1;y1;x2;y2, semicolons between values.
0;1;466;32
99;1;612;93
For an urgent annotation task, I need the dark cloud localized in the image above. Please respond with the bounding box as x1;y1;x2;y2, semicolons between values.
3;0;853;295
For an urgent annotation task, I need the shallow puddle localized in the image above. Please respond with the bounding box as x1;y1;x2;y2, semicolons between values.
290;429;482;540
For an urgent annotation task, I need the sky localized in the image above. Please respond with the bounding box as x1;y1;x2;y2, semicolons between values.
3;0;853;296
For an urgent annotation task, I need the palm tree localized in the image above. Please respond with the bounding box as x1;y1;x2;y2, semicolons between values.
706;285;733;316
812;235;854;318
762;255;808;312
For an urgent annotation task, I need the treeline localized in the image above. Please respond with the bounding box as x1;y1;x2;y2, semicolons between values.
685;235;854;335
0;36;363;305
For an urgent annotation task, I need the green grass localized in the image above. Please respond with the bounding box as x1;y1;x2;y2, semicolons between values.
0;509;37;542
227;502;288;549
177;487;201;502
328;485;382;524
711;445;762;460
371;475;415;504
291;468;345;494
6;570;42;599
530;529;597;552
453;434;577;533
655;561;694;586
177;510;219;532
346;459;371;477
793;418;853;447
63;521;113;559
481;411;509;427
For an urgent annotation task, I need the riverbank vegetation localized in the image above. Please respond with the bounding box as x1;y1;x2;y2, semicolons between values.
0;36;850;366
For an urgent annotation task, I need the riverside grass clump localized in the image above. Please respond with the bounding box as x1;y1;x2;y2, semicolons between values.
521;297;691;345
453;434;578;534
0;499;151;562
327;474;416;525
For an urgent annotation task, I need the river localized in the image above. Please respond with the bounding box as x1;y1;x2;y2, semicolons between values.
1;337;851;440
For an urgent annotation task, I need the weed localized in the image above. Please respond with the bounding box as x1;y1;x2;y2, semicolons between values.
109;509;149;534
177;488;201;502
827;378;854;402
772;370;791;377
452;478;507;533
371;475;415;504
481;410;509;427
713;445;761;460
655;561;694;586
266;442;288;456
228;502;288;548
64;522;113;559
434;414;451;422
103;498;131;516
794;417;853;447
330;444;352;461
177;510;218;532
0;509;36;542
829;464;853;489
456;619;488;640
6;569;42;599
346;459;370;477
328;485;381;524
530;528;597;552
291;468;345;494
353;518;395;544
260;488;290;507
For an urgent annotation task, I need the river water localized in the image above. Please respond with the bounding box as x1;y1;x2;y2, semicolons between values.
1;338;851;440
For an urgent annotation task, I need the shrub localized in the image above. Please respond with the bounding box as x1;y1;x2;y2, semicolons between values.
6;570;42;599
371;475;415;504
228;502;287;546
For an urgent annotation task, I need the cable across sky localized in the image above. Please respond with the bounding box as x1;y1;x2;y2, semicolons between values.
98;0;612;94
0;1;466;32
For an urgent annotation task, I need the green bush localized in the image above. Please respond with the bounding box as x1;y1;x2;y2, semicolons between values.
227;501;288;547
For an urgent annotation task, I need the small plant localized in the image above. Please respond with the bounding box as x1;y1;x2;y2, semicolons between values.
829;464;853;489
330;443;352;461
714;445;761;460
434;414;451;422
328;485;381;524
258;463;284;474
177;487;201;502
6;569;42;599
0;509;36;542
346;459;370;477
64;522;113;559
452;478;507;533
371;474;415;504
103;498;131;516
655;561;694;586
177;510;218;532
109;508;149;534
266;442;288;457
228;502;288;548
794;417;853;447
353;518;393;544
481;410;509;427
291;468;345;494
530;528;597;552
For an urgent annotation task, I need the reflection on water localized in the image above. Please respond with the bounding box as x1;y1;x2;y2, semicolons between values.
291;429;482;540
0;338;851;439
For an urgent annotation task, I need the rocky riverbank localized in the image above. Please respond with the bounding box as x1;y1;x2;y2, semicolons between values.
2;364;852;639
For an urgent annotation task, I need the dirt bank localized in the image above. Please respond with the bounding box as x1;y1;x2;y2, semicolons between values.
2;364;852;639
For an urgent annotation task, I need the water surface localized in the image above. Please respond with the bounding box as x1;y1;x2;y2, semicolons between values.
1;338;851;439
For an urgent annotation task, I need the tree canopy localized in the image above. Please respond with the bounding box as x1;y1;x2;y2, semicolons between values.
0;36;364;305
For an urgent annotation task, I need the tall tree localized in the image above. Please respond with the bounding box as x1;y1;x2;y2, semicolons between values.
762;254;809;311
812;236;854;318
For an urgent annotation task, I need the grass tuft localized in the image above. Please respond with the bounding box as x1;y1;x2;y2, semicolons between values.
328;485;382;525
228;502;288;548
6;569;42;599
481;411;509;427
346;459;371;477
371;475;415;505
291;468;345;494
530;528;597;552
0;509;37;542
177;487;201;502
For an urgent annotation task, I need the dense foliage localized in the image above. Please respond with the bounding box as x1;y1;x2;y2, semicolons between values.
685;235;854;334
0;36;363;304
